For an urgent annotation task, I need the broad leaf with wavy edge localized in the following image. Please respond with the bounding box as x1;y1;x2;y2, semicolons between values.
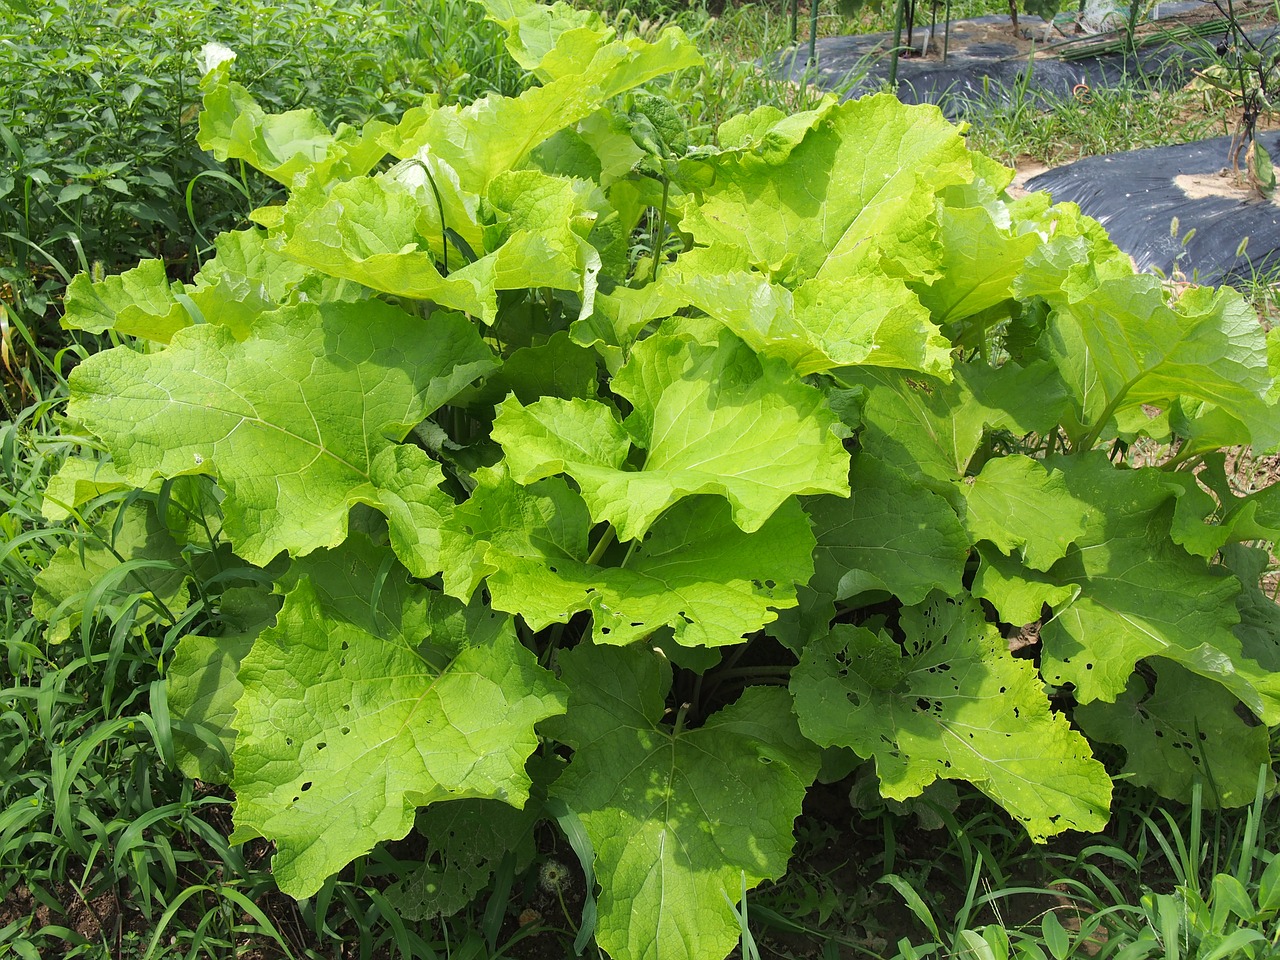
440;466;815;647
230;541;566;898
198;64;391;187
681;93;971;283
1077;660;1273;807
1017;221;1278;449
791;593;1112;840
494;327;848;541
843;362;1070;497
385;25;700;194
960;454;1091;571
66;301;495;566
62;259;190;343
805;454;969;607
580;246;952;379
974;453;1280;723
913;188;1050;326
547;645;819;960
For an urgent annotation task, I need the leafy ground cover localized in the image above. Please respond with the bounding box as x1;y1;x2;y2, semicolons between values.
2;0;1280;958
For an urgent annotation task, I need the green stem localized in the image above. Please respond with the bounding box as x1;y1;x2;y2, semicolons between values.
650;176;670;284
619;536;640;569
672;701;691;736
586;525;616;566
1074;380;1138;453
713;665;792;683
1161;446;1202;472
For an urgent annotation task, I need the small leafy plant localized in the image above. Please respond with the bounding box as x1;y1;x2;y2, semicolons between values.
37;1;1280;957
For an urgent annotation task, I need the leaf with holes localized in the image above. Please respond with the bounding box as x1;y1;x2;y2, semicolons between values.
230;542;566;897
791;593;1112;840
1077;660;1273;807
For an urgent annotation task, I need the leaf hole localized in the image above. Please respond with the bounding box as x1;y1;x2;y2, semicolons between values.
316;742;327;751
300;781;313;792
341;726;351;735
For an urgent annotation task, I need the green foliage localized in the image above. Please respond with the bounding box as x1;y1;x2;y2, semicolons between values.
0;0;522;347
33;0;1280;956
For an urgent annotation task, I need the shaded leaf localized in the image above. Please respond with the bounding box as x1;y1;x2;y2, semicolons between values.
548;644;819;960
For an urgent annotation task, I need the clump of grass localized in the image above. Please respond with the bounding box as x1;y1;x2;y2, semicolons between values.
965;80;1222;166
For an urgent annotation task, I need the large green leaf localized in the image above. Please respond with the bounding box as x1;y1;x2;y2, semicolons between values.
1018;228;1277;447
66;302;495;567
608;246;952;379
844;362;1070;496
547;645;819;960
1166;453;1280;559
1077;660;1273;808
185;228;356;339
913;190;1050;326
1219;544;1280;673
385;25;700;195
476;0;606;78
791;593;1112;840
278;170;600;324
494;328;848;541
440;467;816;647
975;454;1280;723
198;65;390;187
681;93;972;283
62;260;189;343
230;545;566;898
805;454;970;607
960;454;1090;571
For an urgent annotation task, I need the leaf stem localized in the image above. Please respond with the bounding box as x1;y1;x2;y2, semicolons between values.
672;701;691;735
649;176;670;284
1074;379;1139;453
712;665;792;683
586;525;616;566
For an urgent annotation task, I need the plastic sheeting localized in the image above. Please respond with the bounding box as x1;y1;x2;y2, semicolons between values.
1025;133;1280;284
769;6;1278;117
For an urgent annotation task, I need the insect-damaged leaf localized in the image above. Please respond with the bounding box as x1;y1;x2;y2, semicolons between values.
791;593;1112;840
230;541;566;897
